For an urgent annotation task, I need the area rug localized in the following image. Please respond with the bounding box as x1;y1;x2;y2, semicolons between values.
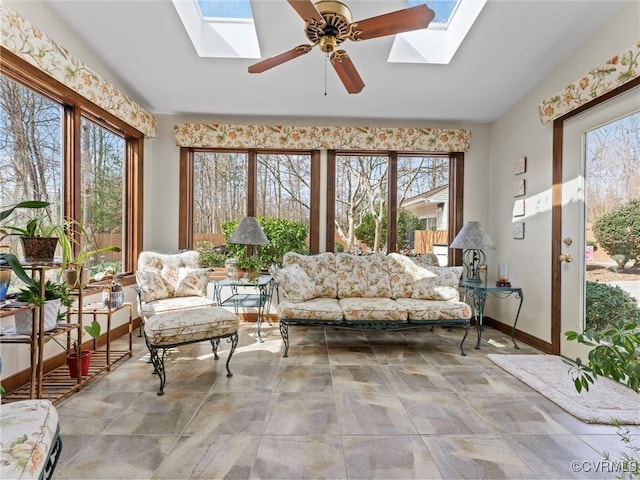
487;354;640;424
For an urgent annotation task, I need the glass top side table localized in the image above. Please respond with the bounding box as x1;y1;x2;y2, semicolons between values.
213;274;275;342
460;279;524;350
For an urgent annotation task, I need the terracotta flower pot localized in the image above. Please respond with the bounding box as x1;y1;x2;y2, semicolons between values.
67;350;91;378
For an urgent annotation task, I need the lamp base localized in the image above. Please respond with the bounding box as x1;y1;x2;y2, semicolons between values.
496;281;511;287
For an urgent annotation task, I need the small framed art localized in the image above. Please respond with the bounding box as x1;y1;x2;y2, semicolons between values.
513;199;525;217
514;156;527;175
513;178;526;197
513;222;525;239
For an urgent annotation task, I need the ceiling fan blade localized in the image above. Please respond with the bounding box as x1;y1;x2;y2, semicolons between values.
248;45;313;73
330;50;365;94
349;4;435;41
287;0;325;25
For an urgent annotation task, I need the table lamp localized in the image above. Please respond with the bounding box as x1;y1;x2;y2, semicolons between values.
450;221;495;283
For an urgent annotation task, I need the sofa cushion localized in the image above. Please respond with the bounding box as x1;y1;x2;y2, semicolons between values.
336;253;391;298
140;296;215;317
277;298;344;321
282;252;338;298
339;298;407;321
136;269;170;303
387;253;437;299
396;298;472;321
175;267;209;297
276;264;317;303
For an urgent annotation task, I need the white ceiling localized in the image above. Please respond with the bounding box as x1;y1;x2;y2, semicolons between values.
42;0;630;123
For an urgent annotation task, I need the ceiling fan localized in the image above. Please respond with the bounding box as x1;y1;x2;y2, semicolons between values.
248;0;435;94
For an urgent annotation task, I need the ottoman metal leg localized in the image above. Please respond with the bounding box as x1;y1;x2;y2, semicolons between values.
279;320;290;357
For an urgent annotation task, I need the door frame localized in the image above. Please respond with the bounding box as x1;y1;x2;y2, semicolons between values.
550;76;640;355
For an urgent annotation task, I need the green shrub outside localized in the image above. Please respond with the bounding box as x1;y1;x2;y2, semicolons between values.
586;281;640;332
194;240;226;268
592;199;640;269
222;217;308;268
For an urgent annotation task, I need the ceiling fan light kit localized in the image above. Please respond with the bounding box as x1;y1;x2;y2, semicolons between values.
248;0;435;94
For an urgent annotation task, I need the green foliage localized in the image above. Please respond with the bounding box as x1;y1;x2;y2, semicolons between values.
586;281;640;332
194;241;226;268
565;320;640;393
223;217;308;268
354;209;423;251
17;280;74;308
0;201;50;223
355;212;383;250
592;199;640;268
397;210;423;250
335;243;344;253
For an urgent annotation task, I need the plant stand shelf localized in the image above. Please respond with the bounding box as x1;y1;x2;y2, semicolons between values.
2;347;132;404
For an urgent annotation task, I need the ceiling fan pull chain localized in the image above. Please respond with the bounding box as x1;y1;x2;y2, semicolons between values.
324;53;328;96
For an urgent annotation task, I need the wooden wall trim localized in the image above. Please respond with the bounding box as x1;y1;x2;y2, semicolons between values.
387;152;398;253
326;150;336;252
310;150;321;253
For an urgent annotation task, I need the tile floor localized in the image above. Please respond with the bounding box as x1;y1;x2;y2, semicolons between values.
52;322;639;479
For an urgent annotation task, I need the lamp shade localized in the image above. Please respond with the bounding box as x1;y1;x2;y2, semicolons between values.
228;217;269;245
450;221;495;250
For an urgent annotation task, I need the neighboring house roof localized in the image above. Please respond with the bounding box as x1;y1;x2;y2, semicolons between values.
400;185;448;208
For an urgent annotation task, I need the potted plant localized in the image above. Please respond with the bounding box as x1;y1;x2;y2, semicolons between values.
14;279;73;334
48;319;101;378
57;220;121;289
1;201;59;263
233;252;263;280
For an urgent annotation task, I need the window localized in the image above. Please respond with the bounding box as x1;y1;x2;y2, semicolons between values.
180;148;318;253
0;54;144;274
331;152;454;257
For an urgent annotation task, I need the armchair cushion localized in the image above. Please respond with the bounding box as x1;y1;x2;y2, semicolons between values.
136;270;170;303
174;267;209;297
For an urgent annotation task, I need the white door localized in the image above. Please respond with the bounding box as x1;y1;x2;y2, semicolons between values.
560;87;640;358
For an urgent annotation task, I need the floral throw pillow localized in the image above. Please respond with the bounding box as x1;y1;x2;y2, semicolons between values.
174;268;209;297
136;270;170;303
411;277;459;301
277;264;317;303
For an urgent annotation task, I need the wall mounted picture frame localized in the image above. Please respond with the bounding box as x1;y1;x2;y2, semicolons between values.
513;199;525;217
514;156;527;175
513;222;525;239
513;178;526;197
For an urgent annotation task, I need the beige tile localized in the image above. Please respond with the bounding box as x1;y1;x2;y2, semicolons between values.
184;392;271;435
331;365;394;393
252;435;347;479
335;392;417;434
153;434;259;480
263;392;339;435
342;435;442;479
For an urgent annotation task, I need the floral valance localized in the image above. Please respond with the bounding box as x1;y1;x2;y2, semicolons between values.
173;124;471;152
1;5;156;138
538;41;640;124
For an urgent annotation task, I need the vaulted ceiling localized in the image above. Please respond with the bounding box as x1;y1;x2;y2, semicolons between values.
42;0;631;123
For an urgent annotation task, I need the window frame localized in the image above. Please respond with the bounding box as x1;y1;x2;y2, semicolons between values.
1;48;144;273
179;147;321;252
327;150;464;262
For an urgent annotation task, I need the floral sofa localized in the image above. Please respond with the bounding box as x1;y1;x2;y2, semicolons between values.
275;252;473;357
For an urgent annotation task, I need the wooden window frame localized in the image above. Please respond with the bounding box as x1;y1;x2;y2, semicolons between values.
327;150;464;263
1;48;144;272
179;147;320;253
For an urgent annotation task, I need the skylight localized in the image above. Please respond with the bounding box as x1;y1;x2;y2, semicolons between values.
172;0;260;59
408;0;459;25
390;0;486;64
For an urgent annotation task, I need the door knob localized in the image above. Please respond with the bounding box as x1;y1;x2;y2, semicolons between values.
559;254;573;263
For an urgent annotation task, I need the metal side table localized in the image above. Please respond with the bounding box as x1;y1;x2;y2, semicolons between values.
461;280;523;349
213;274;275;342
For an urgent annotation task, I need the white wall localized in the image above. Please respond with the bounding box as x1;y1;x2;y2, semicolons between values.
485;2;640;342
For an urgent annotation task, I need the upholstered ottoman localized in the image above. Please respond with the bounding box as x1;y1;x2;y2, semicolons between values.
0;400;62;480
143;307;239;395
